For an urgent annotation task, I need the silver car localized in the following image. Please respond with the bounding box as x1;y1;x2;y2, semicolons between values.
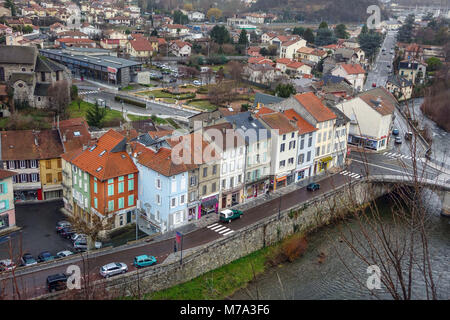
56;250;74;258
100;262;128;278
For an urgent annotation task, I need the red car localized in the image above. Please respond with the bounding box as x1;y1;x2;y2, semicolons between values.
372;83;376;87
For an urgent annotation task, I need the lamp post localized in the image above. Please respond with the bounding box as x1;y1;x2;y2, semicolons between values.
278;194;282;220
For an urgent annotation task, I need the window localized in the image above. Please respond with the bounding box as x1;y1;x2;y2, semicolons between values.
156;194;161;205
108;200;114;212
156;178;161;189
128;179;134;191
46;160;52;169
327;144;331;153
222;179;226;189
190;175;196;186
212;165;217;175
30;160;37;168
280;143;285;152
189;191;196;202
283;134;286;140
289;141;296;150
229;177;234;188
118;181;124;193
56;71;60;81
57;159;62;168
93;198;98;208
316;147;320;156
46;173;52;183
0;67;4;82
334;143;338;151
288;157;294;165
128;194;134;206
41;72;45;82
118;176;124;182
212;182;216;192
300;137;305;150
171;197;177;208
279;160;285;168
57;172;62;182
307;151;311;162
119;215;124;226
94;182;97;193
328;130;332;140
202;185;207;195
118;197;124;209
108;184;114;196
203;167;208;177
222;163;227;174
317;133;321;143
298;154;304;164
0;184;4;194
180;195;185;205
238;174;242;183
31;173;39;182
20;160;26;169
321;146;325;155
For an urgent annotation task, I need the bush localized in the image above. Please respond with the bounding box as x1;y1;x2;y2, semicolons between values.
266;234;308;266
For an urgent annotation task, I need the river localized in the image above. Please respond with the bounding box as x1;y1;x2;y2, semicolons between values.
230;194;450;300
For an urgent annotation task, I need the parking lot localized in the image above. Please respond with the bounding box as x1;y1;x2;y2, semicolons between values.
0;201;73;262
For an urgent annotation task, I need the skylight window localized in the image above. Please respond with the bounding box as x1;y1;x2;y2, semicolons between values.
73;131;81;136
99;150;106;157
90;145;97;151
96;166;103;172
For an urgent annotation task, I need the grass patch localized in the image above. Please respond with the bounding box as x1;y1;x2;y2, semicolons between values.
144;247;271;300
138;90;195;100
68;100;124;124
137;232;308;300
128;114;150;121
186;99;219;111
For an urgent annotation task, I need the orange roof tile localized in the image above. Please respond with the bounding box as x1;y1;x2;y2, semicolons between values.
294;92;337;122
284;109;317;135
70;129;138;181
341;63;365;74
259;112;297;135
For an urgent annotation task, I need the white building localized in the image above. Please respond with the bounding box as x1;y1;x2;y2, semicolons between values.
331;63;366;91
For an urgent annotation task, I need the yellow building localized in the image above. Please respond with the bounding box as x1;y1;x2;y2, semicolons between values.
39;158;63;200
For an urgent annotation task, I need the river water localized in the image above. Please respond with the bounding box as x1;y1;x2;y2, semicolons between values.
230;194;450;300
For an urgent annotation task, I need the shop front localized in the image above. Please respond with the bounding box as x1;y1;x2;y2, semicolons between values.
200;194;218;218
220;188;244;209
348;135;384;151
188;202;199;221
0;209;14;231
296;166;312;181
315;156;333;173
245;179;269;200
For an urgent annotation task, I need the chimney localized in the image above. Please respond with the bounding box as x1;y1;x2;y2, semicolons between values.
63;133;66;142
82;144;87;151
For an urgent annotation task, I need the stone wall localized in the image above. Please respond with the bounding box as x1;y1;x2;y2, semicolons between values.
39;180;391;299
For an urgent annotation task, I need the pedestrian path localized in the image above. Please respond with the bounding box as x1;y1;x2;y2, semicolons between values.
207;223;234;236
383;152;413;160
339;170;362;179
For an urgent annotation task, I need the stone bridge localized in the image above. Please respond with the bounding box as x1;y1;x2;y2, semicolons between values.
367;174;450;217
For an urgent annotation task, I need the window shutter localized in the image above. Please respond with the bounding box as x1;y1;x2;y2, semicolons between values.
168;213;173;227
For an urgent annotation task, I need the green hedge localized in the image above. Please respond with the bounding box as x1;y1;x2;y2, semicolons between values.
114;96;146;108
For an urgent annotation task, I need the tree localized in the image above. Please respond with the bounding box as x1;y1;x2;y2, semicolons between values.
360;24;369;35
334;24;349;39
315;28;337;46
209;25;230;45
238;29;248;46
173;10;189;25
22;25;33;34
47;80;70;117
259;47;269;56
425;57;442;71
70;84;78;101
267;45;278;56
86;101;106;128
4;0;16;16
150;29;158;37
274;83;296;98
318;21;328;29
303;28;315;44
292;26;305;36
207;8;222;21
358;30;382;63
125;29;131;35
397;14;415;43
226;61;243;91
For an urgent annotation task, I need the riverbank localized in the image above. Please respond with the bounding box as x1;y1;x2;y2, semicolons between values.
135;233;308;300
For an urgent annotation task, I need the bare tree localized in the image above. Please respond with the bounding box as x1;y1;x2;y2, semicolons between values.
47;80;70;118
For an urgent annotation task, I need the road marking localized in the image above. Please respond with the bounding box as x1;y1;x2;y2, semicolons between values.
210;225;225;231
351;158;413;175
213;226;228;232
218;228;232;234
223;230;234;236
207;223;218;229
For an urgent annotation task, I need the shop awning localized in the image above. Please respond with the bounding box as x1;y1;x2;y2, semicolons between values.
320;156;333;163
202;197;218;207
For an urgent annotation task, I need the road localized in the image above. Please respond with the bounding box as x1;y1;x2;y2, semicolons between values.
0;152;443;299
364;30;397;90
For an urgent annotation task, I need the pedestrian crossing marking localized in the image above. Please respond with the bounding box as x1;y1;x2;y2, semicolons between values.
79;90;99;95
340;170;361;179
207;223;233;236
384;152;412;160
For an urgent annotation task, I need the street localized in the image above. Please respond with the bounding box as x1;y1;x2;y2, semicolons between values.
0;151;443;299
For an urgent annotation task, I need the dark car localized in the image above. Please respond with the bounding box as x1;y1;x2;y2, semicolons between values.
21;253;37;266
392;128;399;135
307;183;320;191
56;221;71;232
395;136;402;144
46;273;68;292
404;131;413;140
38;251;54;263
59;227;75;239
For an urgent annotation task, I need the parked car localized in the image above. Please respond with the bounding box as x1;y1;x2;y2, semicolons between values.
0;259;15;271
46;273;67;292
56;250;74;258
133;255;157;268
100;262;128;278
59;227;75;239
56;221;71;232
395;136;402;144
38;251;54;263
71;233;86;243
73;239;102;251
193;80;202;86
372;82;377;87
21;253;37;266
219;209;243;223
392;128;399;135
307;182;320;191
404;131;413;140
